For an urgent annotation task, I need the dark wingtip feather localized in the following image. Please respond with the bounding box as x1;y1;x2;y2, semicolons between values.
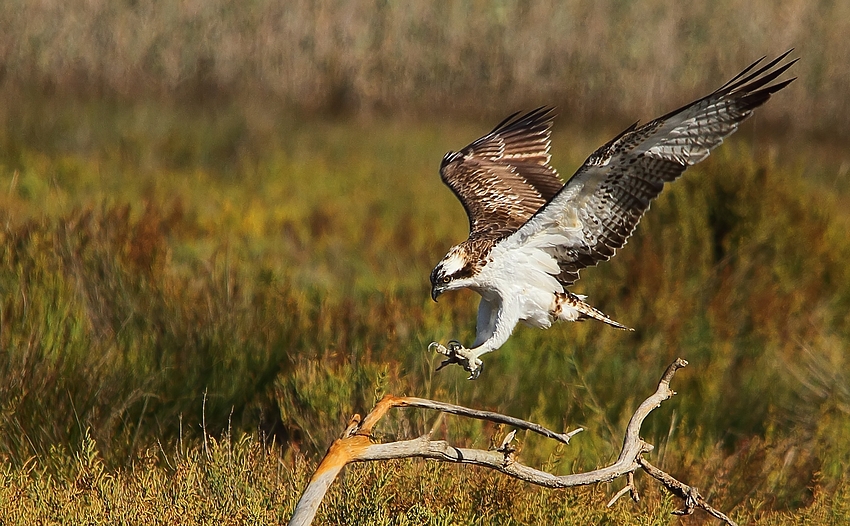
490;110;523;133
737;75;797;112
717;54;768;91
489;106;557;135
655;50;797;123
717;49;794;90
729;54;797;113
722;50;797;95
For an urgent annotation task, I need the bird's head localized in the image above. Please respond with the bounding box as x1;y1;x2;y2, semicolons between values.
430;245;478;301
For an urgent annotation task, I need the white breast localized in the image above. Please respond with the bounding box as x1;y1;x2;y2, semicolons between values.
477;242;565;327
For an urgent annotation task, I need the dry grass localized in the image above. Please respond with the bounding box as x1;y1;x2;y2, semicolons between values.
0;425;848;524
1;1;849;139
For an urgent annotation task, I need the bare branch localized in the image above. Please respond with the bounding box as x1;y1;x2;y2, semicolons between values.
615;358;687;468
638;457;738;526
388;396;583;445
289;357;734;526
607;471;639;508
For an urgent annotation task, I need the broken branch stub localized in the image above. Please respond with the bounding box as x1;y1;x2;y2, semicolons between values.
289;357;737;526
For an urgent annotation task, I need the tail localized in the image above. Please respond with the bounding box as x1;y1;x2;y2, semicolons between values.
554;292;633;331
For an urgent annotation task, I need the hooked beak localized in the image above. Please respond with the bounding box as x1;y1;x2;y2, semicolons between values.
431;285;444;302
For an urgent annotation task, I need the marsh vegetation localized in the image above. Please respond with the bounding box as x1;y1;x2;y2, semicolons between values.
1;1;849;523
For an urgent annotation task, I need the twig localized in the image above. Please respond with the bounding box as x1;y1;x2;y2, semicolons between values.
386;396;583;445
202;388;210;460
289;357;733;526
638;457;738;526
607;471;639;507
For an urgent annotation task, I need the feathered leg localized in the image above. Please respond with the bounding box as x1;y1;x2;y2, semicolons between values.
552;292;633;331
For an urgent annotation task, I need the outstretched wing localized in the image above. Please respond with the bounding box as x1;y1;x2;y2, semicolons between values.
508;51;797;286
440;107;564;241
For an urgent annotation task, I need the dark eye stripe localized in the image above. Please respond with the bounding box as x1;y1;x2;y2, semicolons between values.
450;263;476;280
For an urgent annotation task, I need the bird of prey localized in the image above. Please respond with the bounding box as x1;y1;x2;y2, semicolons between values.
428;51;796;379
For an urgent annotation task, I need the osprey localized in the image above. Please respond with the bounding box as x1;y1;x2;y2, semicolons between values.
429;51;796;378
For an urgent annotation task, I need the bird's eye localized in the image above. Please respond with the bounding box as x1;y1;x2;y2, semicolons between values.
441;276;451;284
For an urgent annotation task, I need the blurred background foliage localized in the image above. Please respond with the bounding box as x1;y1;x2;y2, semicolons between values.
1;1;849;523
2;0;849;141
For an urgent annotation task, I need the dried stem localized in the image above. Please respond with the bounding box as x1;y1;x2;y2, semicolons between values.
639;457;737;525
289;357;736;526
380;396;583;445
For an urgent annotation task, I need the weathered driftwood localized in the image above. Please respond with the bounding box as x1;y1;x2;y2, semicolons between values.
288;358;737;526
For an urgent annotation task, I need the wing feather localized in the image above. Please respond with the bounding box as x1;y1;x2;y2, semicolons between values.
440;107;563;240
506;51;797;286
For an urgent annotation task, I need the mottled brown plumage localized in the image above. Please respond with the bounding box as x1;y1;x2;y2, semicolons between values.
439;107;563;242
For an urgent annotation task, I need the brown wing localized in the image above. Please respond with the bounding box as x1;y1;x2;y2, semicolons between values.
508;51;797;286
440;107;563;240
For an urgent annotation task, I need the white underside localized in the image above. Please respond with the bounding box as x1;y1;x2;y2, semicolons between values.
467;223;586;357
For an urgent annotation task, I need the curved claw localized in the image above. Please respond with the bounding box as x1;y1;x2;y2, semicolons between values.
429;340;484;379
466;360;483;380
